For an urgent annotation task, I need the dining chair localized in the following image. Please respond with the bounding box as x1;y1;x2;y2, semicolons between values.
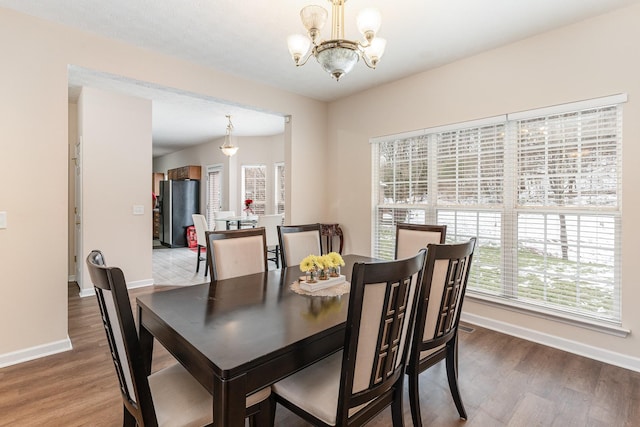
395;223;447;260
405;238;476;427
206;227;268;280
277;223;322;268
256;214;284;268
270;249;427;427
191;214;210;276
213;210;236;230
85;250;272;427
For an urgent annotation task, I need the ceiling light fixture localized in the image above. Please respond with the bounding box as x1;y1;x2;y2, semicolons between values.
287;0;386;81
219;115;239;157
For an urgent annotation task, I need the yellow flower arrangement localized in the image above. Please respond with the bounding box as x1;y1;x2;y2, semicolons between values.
326;252;345;267
299;255;317;272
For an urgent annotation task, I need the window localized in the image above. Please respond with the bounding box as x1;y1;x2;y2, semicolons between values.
242;165;267;215
372;95;624;324
206;165;222;227
275;162;285;215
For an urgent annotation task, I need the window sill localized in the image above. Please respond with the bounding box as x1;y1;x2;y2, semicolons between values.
466;293;630;338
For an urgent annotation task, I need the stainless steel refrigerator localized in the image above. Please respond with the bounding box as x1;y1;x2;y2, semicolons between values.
159;180;199;247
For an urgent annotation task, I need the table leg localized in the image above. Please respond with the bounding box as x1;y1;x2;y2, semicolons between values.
213;374;247;427
138;307;154;375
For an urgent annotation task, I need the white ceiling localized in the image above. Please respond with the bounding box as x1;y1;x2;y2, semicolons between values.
2;0;638;156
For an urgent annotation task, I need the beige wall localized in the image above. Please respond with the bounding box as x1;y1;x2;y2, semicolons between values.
78;87;153;293
327;4;640;368
0;7;326;363
153;134;285;217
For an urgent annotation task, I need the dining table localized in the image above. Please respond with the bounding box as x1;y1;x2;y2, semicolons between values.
220;215;257;230
137;254;377;427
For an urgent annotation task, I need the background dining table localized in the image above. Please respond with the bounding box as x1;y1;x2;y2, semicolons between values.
137;254;376;427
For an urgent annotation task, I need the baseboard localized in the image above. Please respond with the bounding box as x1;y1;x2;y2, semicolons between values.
127;278;154;289
0;338;72;368
79;287;95;298
461;312;640;373
68;274;76;282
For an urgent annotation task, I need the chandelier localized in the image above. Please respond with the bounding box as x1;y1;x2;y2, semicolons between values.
219;115;239;157
287;0;386;81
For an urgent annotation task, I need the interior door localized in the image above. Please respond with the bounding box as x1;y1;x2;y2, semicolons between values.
74;138;83;289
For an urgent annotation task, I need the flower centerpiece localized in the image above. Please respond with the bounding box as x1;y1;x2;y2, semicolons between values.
326;252;345;277
300;254;320;283
243;198;254;216
300;252;345;283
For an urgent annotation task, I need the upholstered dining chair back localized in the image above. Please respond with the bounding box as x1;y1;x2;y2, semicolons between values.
87;250;272;426
206;228;268;281
395;223;447;260
86;250;160;425
192;213;210;276
406;238;476;427
271;250;427;426
213;210;236;231
277;223;322;268
256;214;284;268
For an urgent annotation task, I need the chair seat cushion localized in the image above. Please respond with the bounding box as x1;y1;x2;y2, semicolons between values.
149;363;271;427
273;351;342;425
149;363;213;427
272;351;369;426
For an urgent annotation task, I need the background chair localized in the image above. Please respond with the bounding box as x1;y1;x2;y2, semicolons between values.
256;214;284;268
271;250;427;426
191;214;210;276
206;228;268;280
213;210;236;230
86;250;271;427
277;223;322;268
395;223;447;260
406;238;476;427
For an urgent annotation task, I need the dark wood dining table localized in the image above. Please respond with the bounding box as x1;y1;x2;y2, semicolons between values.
137;254;376;427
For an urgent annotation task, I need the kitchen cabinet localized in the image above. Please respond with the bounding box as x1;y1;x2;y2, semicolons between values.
167;165;201;180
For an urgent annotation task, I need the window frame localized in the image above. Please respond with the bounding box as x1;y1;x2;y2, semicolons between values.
371;94;626;331
241;164;267;215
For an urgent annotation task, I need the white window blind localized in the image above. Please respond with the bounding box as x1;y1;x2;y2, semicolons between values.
275;162;285;215
242;165;267;215
206;166;222;228
372;96;623;325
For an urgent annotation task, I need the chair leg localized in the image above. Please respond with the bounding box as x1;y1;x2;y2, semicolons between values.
249;396;275;427
390;381;405;427
275;246;279;269
445;341;467;420
195;245;201;273
204;248;208;277
407;369;422;427
122;406;136;427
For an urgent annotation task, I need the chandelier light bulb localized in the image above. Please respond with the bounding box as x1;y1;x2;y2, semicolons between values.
364;37;387;67
287;34;312;64
356;8;381;42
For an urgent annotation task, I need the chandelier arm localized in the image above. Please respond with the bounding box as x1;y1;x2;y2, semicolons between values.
295;48;316;67
360;51;377;69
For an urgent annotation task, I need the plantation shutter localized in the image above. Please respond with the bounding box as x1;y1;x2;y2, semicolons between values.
372;133;430;260
206;167;222;228
511;102;622;322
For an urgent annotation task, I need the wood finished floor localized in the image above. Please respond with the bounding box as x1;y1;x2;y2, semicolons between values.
1;281;639;426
